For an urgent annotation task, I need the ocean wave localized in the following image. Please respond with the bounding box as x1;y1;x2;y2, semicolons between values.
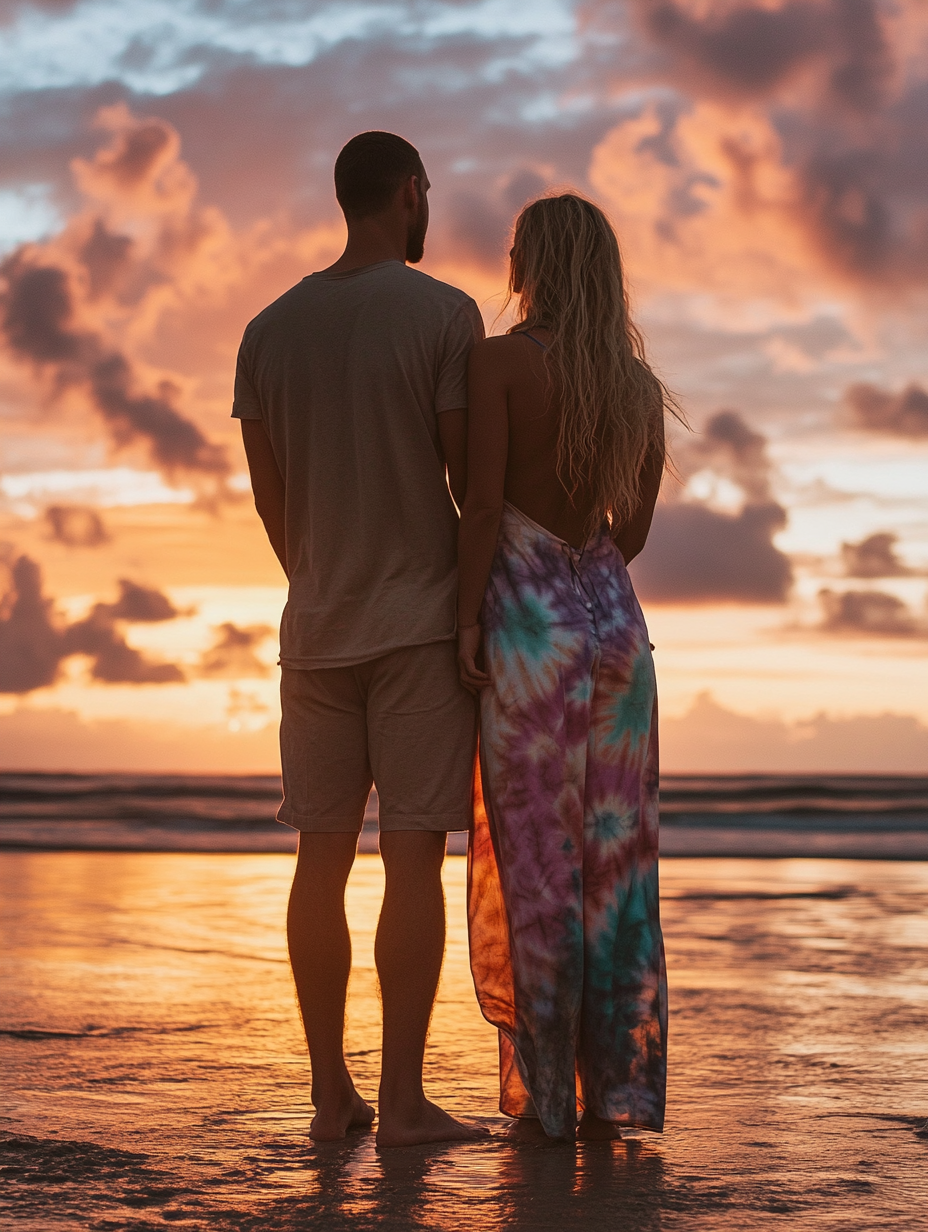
1;772;926;856
0;1024;213;1041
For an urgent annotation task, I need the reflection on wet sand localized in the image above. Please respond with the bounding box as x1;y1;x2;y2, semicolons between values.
1;853;926;1230
257;1132;670;1232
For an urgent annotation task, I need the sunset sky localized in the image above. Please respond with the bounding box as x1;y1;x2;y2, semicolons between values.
1;0;927;772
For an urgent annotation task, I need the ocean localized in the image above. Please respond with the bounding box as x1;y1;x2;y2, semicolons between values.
2;771;927;857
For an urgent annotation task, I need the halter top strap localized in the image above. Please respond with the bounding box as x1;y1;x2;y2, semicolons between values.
518;331;547;351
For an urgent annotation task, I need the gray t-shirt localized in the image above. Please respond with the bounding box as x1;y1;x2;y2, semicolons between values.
232;260;484;668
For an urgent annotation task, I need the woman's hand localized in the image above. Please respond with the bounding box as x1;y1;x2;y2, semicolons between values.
458;624;490;694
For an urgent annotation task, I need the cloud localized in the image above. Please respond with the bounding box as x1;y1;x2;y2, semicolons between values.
95;578;180;622
630;410;793;602
0;105;242;482
841;532;912;578
0;704;281;774
631;500;792;602
634;0;893;110
447;169;549;268
198;621;272;678
45;504;108;546
62;613;185;684
661;690;928;772
3;691;926;774
844;382;928;438
690;408;772;503
0;555;61;692
792;110;928;285
0;0;78;22
590;0;928;295
818;588;922;636
0;553;185;693
2;0;926;309
0;252;228;477
0;24;620;285
589;101;821;302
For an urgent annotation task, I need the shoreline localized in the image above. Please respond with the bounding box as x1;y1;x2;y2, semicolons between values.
3;851;926;1230
2;831;928;857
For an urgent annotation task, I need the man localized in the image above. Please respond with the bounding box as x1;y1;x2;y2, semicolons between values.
234;132;484;1147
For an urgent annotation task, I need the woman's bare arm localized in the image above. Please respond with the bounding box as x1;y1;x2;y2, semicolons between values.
612;437;664;565
437;407;468;510
241;419;288;577
456;342;509;688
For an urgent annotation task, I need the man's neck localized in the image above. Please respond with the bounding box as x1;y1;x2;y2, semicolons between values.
322;216;407;275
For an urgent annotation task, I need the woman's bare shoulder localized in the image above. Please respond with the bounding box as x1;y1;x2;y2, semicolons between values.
470;333;540;368
472;334;527;353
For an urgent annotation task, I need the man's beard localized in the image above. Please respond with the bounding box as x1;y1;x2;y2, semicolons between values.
405;210;427;263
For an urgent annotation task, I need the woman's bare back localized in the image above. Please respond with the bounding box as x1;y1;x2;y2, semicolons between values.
457;326;663;641
486;328;596;548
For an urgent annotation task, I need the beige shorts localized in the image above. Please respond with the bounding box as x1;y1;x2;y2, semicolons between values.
278;640;477;833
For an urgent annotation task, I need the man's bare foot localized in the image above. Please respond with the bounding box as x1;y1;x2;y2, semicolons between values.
376;1098;489;1148
577;1110;623;1141
310;1089;376;1141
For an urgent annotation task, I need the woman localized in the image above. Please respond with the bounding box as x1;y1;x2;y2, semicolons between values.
457;193;674;1142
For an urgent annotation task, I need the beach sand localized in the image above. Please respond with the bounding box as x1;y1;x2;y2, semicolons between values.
2;851;927;1230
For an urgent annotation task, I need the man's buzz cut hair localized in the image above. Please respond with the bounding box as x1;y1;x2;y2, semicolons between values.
334;131;424;219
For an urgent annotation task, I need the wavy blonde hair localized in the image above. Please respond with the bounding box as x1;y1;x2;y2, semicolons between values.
507;193;677;534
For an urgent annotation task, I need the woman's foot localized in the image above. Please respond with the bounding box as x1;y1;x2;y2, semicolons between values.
376;1097;489;1148
577;1110;623;1141
309;1088;376;1141
505;1117;559;1143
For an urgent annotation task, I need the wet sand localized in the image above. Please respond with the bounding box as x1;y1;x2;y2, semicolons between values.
2;852;927;1230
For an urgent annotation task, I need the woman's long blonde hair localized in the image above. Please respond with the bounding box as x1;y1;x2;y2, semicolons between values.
506;193;677;534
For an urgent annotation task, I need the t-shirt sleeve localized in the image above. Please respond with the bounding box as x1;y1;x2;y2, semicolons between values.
434;298;485;413
231;331;263;421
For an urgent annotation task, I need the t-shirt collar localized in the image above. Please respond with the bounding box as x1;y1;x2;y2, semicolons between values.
308;260;404;281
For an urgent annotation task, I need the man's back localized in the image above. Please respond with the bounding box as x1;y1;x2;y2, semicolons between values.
240;130;487;1149
233;259;483;667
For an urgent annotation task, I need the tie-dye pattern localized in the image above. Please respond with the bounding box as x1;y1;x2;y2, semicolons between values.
467;502;667;1140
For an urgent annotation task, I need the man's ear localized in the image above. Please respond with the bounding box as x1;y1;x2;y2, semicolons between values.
403;174;421;211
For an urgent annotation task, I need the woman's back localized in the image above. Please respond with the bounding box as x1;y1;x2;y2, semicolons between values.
468;327;599;550
457;190;672;643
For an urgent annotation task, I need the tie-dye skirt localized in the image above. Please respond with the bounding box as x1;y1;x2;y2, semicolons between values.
468;502;667;1139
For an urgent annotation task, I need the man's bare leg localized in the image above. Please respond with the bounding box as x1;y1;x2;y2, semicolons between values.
288;832;375;1140
375;830;485;1147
